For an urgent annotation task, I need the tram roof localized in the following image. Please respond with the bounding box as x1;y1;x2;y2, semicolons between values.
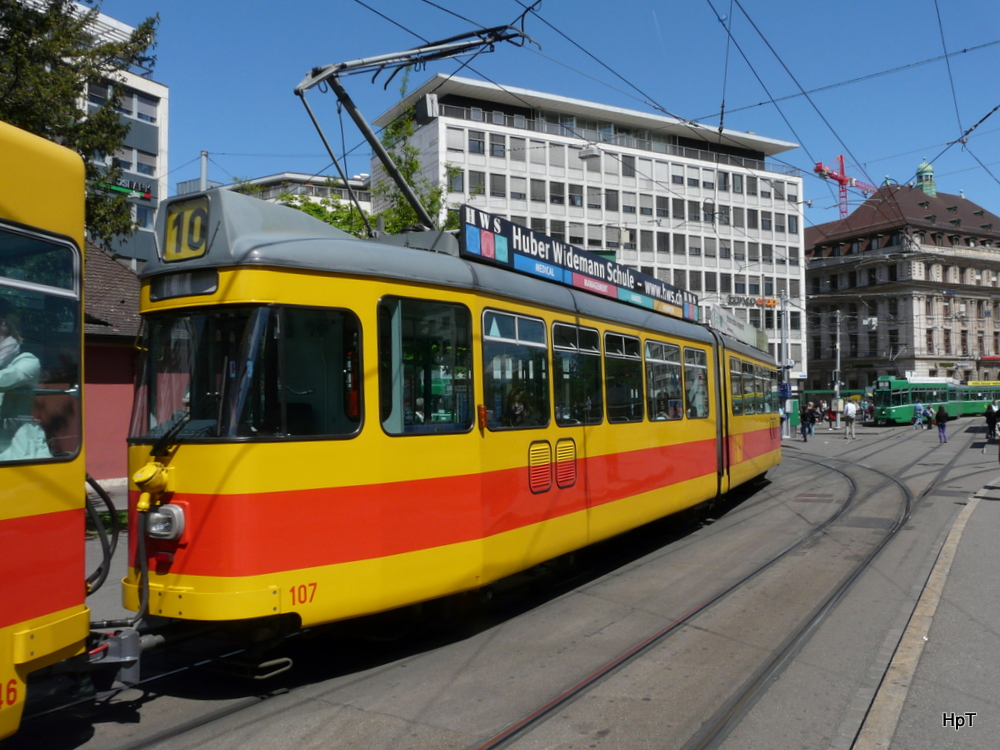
149;189;770;363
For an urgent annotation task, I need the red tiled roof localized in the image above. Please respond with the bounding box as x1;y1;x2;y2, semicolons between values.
84;241;141;337
806;185;1000;247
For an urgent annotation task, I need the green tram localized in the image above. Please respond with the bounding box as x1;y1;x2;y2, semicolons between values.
798;388;868;410
872;376;1000;425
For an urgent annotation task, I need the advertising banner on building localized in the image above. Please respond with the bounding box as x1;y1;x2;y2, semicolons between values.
706;305;760;348
460;205;699;323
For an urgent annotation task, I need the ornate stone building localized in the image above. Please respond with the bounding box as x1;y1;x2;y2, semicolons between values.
806;162;1000;389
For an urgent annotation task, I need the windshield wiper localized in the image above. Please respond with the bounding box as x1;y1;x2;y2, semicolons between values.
150;412;192;457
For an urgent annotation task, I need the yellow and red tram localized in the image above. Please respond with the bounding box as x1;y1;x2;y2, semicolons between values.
0;122;89;740
123;190;780;630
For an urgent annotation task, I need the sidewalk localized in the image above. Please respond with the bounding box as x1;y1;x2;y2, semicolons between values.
86;477;129;511
855;477;1000;748
85;479;131;623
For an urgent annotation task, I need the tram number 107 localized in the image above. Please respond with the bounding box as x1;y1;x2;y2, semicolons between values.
289;583;317;606
164;197;210;262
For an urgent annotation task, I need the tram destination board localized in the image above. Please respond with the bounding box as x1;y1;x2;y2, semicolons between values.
460;205;699;323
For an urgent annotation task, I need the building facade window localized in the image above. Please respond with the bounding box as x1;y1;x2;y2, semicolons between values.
490;133;506;158
510;176;526;200
510;137;526;162
605;189;619;212
469;171;485;195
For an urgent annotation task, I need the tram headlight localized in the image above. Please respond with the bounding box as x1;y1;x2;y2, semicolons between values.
146;504;185;541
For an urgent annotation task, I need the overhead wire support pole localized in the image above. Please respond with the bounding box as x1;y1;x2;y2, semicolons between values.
297;92;375;238
835;309;842;429
780;288;790;439
295;26;535;232
301;79;435;231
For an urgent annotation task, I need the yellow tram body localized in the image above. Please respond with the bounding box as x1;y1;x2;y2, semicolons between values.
0;122;89;739
123;191;780;629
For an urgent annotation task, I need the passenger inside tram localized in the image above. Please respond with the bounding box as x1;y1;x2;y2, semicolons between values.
0;299;50;462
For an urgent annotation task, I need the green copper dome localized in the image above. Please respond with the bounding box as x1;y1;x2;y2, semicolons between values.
916;158;936;197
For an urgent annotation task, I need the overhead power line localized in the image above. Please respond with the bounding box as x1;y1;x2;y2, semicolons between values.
694;37;1000;121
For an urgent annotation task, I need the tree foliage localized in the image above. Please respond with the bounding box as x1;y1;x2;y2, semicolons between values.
277;189;369;238
371;71;458;234
0;0;158;250
280;70;460;237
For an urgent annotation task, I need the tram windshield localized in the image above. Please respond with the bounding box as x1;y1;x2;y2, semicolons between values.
130;305;361;443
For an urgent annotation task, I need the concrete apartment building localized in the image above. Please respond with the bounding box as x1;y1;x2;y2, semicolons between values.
209;172;373;216
68;4;166;480
84;8;169;261
373;75;808;376
805;161;1000;389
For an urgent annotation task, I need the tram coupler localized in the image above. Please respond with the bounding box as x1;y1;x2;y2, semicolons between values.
83;627;142;685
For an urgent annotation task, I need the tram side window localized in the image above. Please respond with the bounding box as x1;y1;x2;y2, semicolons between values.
740;362;756;415
605;332;643;422
482;310;549;430
755;365;768;413
646;340;683;420
0;229;80;462
553;323;603;425
684;347;710;418
730;357;743;416
378;297;473;435
273;307;362;436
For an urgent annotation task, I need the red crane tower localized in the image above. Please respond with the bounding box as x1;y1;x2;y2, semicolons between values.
814;155;880;219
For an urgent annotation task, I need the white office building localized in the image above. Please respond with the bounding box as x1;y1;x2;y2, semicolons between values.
83;7;169;261
374;75;807;374
211;172;372;216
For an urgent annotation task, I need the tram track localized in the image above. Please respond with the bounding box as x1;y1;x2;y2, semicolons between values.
472;454;912;750
692;424;987;750
12;425;986;750
681;457;914;750
16;477;815;740
11;456;855;750
474;425;979;750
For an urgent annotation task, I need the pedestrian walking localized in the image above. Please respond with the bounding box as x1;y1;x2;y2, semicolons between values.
935;404;949;443
843;399;858;440
986;401;998;440
913;401;924;430
801;401;817;441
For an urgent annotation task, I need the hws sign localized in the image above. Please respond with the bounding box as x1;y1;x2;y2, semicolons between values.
460;205;699;322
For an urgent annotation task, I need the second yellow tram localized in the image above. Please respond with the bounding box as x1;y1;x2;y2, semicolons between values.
0;121;89;741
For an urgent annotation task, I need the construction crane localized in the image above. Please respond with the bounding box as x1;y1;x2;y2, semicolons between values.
814;155;880;219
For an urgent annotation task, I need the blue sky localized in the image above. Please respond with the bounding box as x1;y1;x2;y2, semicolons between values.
96;0;1000;228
